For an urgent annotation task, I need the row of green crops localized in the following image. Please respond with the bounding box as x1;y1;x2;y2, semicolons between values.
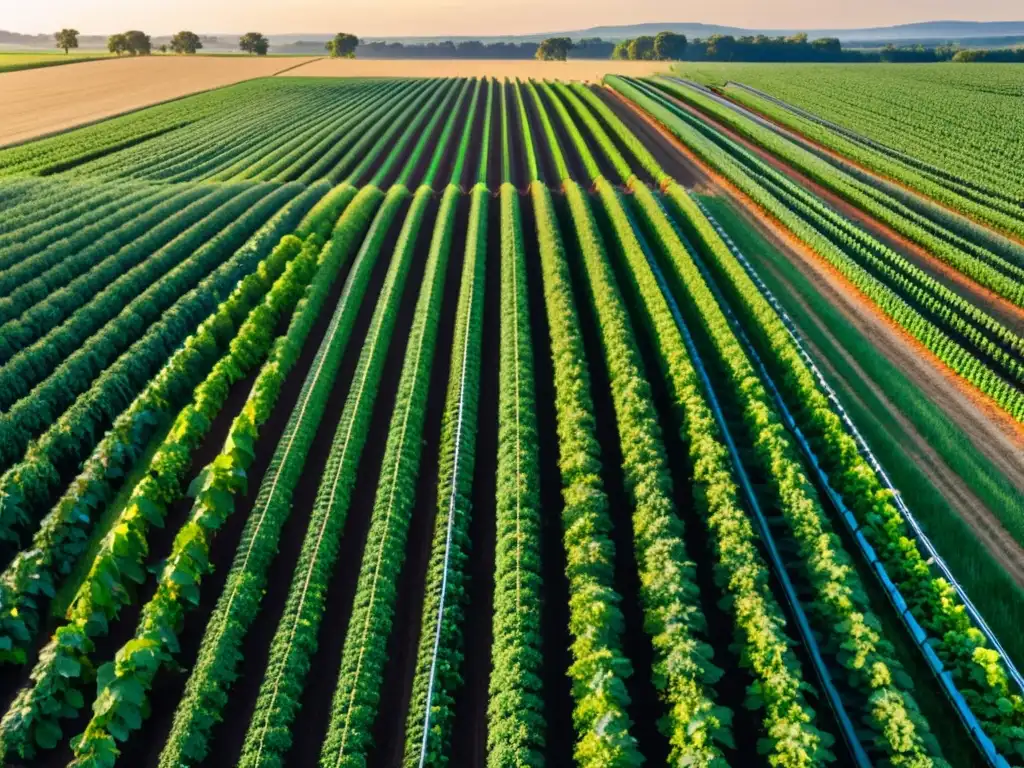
639;184;941;764
529;181;642;766
529;77;844;764
154;186;386;768
402;182;489;766
316;187;459;768
0;188;365;762
634;79;1024;377
0;181;173;276
0;184;220;343
609;76;1024;423
674;64;1024;221
0;185;290;440
485;182;546;766
236;185;415;767
670;185;1024;764
654;78;1024;303
0;183;339;666
0;184;304;550
719;81;1024;247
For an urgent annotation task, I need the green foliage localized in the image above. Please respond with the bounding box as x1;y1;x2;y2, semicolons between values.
660;184;1024;763
318;185;460;768
531;182;642;766
403;184;489;766
155;186;384;768
169;31;202;55
536;37;573;61
567;180;735;766
638;183;941;765
0;184;302;549
326;33;359;58
0;195;342;764
238;32;269;56
237;185;413;767
0;184;327;668
485;184;546;766
608;75;1024;423
55;29;79;54
652;78;1024;309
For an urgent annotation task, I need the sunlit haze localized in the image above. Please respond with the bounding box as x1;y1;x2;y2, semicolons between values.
5;0;1021;36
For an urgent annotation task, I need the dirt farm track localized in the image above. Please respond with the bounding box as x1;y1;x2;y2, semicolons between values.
0;56;670;147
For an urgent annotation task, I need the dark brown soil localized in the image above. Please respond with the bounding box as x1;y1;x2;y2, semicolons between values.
431;84;473;190
555;191;669;762
367;193;470;768
200;198;409;768
533;85;589;185
461;84;487;191
522;191;575;764
505;81;527;190
283;195;430;767
595;86;707;189
448;195;500;766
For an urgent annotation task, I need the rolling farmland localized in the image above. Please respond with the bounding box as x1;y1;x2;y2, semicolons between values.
0;69;1022;768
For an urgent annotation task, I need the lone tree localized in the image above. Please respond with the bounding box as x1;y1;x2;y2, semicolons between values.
326;32;359;58
55;29;79;55
239;32;270;55
653;31;687;60
536;37;573;61
125;30;152;55
170;30;203;54
628;36;656;60
107;33;129;56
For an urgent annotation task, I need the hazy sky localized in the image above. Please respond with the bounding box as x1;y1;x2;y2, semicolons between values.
5;0;1021;36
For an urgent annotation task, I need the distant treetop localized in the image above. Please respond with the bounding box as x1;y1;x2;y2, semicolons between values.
326;32;359;58
239;32;270;56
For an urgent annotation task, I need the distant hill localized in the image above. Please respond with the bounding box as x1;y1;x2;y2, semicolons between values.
542;20;1024;43
4;20;1024;51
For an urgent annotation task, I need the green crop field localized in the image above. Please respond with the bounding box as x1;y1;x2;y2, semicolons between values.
0;71;1021;768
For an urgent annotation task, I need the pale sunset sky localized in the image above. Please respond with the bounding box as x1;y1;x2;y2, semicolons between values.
4;0;1021;36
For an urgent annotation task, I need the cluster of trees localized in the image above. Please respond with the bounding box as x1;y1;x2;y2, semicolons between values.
51;26;1024;63
239;31;270;55
107;30;152;56
611;31;688;60
355;36;615;59
952;47;1024;62
325;32;358;57
875;42;1024;62
613;31;844;61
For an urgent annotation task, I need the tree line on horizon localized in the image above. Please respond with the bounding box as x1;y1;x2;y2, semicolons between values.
49;27;1024;63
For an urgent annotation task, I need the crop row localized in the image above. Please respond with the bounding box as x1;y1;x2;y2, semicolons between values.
0;184;301;553
528;78;834;764
0;186;363;761
236;184;415;767
317;185;460;768
154;186;385;768
659;78;1024;302
674;185;1024;764
0;182;338;665
639;78;1024;370
609;76;1024;422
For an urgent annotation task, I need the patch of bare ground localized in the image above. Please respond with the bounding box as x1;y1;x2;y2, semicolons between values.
280;58;669;82
0;55;318;146
657;86;1024;334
